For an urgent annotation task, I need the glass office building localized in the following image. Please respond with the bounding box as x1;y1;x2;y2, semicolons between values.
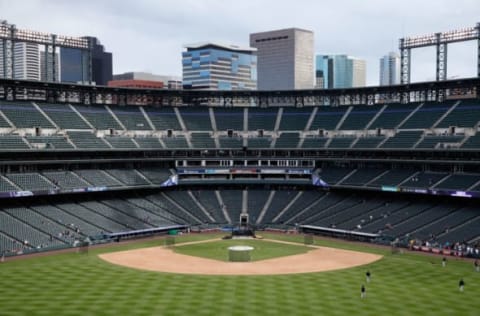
379;52;400;86
316;54;366;89
182;42;257;90
60;48;88;83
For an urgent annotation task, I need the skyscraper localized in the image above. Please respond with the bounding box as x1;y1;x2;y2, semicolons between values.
13;42;40;80
250;28;314;90
379;52;400;86
60;48;89;84
88;37;112;86
315;54;366;89
40;51;60;82
182;42;257;90
60;37;112;85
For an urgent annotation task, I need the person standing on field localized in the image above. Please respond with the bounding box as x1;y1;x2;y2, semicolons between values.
361;284;366;298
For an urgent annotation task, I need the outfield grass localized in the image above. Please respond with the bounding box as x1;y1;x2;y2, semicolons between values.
173;239;312;261
0;233;479;315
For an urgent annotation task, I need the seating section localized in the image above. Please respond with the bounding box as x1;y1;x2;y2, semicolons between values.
461;134;480;149
0;100;478;153
261;191;295;223
191;132;216;149
138;168;172;184
279;108;312;131
193;190;228;223
179;108;212;131
381;131;423;149
340;168;386;186
74;169;123;187
0;136;30;149
275;132;300;148
163;191;212;224
433;174;480;191
402;172;448;189
0;102;54;128
218;137;242;148
246;137;272;149
110;106;151;131
67;131;110;149
415;135;464;149
26;136;74;149
301;137;328;148
143;107;182;131
0;176;19;192
104;136;138;149
0;211;65;251
368;169;414;187
399;102;451;129
6;173;55;191
352;136;385;148
162;135;189;148
327;137;355;148
339;106;378;130
134;137;164;149
245;190;270;223
73;105;122;130
3;206;81;244
219;190;243;224
369;103;416;129
78;201;152;230
437;101;480;128
309;107;346;130
39;103;90;129
215;108;244;131
105;169;150;186
1;189;480;254
317;167;354;185
248;108;277;131
42;171;90;189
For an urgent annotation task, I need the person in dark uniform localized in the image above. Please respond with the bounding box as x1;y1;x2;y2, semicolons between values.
459;278;465;292
361;284;366;298
366;270;371;283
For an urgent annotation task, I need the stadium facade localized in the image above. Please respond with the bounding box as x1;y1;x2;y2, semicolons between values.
0;76;479;257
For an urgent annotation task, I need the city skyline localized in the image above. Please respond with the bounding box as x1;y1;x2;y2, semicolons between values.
1;0;480;86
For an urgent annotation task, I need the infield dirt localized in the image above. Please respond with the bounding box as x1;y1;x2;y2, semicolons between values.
99;239;382;275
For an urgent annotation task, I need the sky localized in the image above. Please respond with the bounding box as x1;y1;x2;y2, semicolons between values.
1;0;479;86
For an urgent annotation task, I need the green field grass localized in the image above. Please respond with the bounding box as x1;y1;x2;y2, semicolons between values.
0;233;479;315
173;238;312;261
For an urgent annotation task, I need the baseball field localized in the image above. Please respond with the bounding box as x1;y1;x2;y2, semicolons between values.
0;232;479;315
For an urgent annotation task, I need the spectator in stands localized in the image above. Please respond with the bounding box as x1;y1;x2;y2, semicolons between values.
459;278;465;292
361;285;366;298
